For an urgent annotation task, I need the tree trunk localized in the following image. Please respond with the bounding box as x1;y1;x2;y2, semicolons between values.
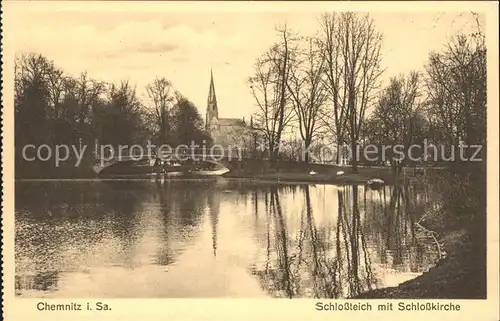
304;138;312;164
351;139;358;173
336;138;342;165
350;106;358;173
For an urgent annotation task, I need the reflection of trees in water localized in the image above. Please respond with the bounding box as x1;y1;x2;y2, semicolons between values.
15;181;150;294
15;180;442;297
15;180;217;295
251;183;439;298
15;271;60;295
136;180;217;264
271;188;294;297
363;184;437;273
251;185;376;298
344;185;377;296
153;180;176;265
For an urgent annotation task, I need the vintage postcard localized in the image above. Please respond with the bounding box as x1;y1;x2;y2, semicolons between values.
2;1;499;320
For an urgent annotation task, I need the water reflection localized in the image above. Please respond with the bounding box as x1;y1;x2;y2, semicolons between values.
249;183;439;298
15;180;440;298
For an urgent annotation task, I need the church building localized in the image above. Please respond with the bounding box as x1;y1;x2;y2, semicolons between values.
205;70;257;153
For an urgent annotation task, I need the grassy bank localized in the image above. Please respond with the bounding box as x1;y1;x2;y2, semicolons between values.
17;158;420;185
223;160;420;185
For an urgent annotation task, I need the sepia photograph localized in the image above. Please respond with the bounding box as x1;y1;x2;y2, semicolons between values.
1;1;499;320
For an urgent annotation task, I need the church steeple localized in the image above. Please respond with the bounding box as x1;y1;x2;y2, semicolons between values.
208;69;217;105
206;69;218;131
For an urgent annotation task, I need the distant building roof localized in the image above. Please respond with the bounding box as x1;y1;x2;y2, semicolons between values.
219;118;247;127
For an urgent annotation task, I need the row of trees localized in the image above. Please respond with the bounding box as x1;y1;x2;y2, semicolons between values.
14;53;210;175
249;12;486;171
14;12;486;175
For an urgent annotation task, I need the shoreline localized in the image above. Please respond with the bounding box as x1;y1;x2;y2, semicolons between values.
352;212;485;299
222;172;415;185
16;162;424;185
14;174;414;186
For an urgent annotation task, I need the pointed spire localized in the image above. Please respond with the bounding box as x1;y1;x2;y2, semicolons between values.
208;69;217;104
206;69;219;131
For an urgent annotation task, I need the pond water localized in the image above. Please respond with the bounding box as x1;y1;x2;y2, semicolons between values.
15;178;441;298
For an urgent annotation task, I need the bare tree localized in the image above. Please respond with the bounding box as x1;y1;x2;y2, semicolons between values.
287;37;328;163
318;13;349;164
425;29;486;154
249;25;297;165
75;72;106;131
318;13;383;172
46;66;65;119
368;72;426;166
104;80;145;145
14;53;54;144
146;77;176;145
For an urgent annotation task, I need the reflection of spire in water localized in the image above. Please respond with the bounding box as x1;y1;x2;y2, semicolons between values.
207;192;220;257
253;190;258;218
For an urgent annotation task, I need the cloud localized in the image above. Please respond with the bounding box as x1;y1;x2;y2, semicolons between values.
10;7;480;124
172;56;191;63
8;10;318;120
135;42;180;54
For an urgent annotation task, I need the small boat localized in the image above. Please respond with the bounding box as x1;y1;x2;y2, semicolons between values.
183;160;230;177
366;178;385;189
97;158;230;179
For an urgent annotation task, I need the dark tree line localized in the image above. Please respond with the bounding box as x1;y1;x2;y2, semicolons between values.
14;53;210;177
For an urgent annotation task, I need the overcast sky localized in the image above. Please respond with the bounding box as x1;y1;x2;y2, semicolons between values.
7;1;486;121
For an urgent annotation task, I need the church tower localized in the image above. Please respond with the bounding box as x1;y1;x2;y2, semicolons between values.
206;70;219;133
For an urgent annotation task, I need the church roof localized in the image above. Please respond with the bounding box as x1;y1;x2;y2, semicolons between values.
218;118;246;127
